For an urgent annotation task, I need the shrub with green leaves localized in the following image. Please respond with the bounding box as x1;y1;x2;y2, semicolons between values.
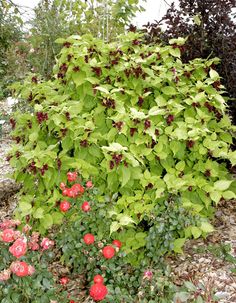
9;33;236;251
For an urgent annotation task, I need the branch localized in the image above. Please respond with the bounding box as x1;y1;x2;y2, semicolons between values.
2;0;34;11
163;0;171;7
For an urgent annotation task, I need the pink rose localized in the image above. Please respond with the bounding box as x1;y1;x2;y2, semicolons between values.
9;238;27;258
28;265;35;276
0;219;21;230
1;229;15;242
143;270;153;280
86;180;93;188
31;232;40;241
0;269;11;281
28;241;39;251
40;238;54;250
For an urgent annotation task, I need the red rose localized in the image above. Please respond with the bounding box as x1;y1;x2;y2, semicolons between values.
86;180;93;188
112;239;122;249
1;228;15;242
62;188;69;196
10;261;29;277
60;276;69;285
93;275;104;284
9;238;27;258
102;246;115;259
71;183;84;195
67;188;77;198
81;201;90;212
60;200;71;212
67;172;77;182
83;233;95;245
90;283;108;301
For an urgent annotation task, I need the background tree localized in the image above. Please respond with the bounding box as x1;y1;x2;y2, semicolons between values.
27;0;145;78
143;0;236;123
0;0;23;98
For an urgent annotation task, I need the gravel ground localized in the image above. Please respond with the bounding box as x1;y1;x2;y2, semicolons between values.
167;200;236;302
0;99;18;219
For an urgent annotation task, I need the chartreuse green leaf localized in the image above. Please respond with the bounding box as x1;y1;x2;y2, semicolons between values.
176;161;185;171
33;207;44;219
169;37;187;45
120;166;131;187
118;214;135;226
210;191;221;203
173;238;186;253
40;214;53;229
161;86;176;95
102;143;128;153
200;221;214;233
193;14;201;25
94;86;109;94
222;191;236;200
191;226;202;239
209;68;220;80
72;71;86;86
214;180;233;191
169;47;181;58
52;212;64;224
19;201;32;215
110;221;120;234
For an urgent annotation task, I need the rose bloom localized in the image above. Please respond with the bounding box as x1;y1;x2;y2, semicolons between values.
0;269;11;281
67;172;77;182
1;228;15;242
28;265;35;276
71;183;84;195
9;238;27;258
40;238;54;250
0;219;21;230
143;270;153;280
28;240;39;251
90;283;108;301
31;232;40;241
10;261;29;277
86;180;93;188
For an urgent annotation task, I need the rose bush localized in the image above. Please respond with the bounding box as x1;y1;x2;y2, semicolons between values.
0;219;68;303
54;176;220;302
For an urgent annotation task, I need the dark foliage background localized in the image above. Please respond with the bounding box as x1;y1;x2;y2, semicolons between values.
142;0;236;124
